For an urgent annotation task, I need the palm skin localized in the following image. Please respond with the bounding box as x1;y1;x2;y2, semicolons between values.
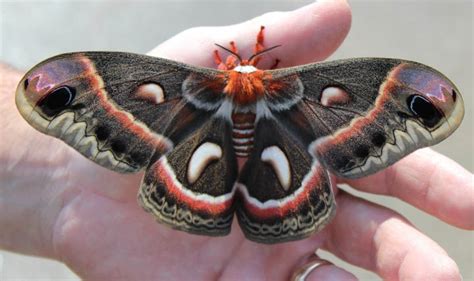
0;1;472;280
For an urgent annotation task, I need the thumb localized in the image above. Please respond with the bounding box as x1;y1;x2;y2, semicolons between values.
149;0;351;69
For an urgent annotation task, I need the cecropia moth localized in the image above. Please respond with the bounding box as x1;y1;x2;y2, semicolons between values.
15;26;464;243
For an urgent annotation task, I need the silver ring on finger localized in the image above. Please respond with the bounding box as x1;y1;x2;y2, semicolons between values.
291;252;333;281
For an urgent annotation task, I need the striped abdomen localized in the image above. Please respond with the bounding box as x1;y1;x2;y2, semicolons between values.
232;112;255;158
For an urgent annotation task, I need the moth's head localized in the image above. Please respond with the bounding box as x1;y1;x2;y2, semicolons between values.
214;43;281;70
386;62;464;141
16;54;85;132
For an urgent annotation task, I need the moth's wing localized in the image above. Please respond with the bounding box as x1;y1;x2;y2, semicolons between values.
17;52;239;236
237;58;464;243
237;118;335;243
16;52;225;173
139;115;238;236
266;58;464;179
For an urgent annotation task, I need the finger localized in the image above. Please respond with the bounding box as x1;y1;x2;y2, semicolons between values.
322;191;461;280
148;0;351;68
219;233;356;281
303;264;356;281
341;148;474;229
291;253;357;281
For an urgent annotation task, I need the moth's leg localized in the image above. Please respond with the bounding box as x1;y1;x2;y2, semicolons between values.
251;26;280;69
255;26;265;52
213;50;228;70
229;41;239;53
214;41;239;70
224;41;239;69
251;26;266;66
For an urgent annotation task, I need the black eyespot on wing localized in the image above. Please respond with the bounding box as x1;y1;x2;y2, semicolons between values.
452;89;457;102
354;145;370;158
332;154;354;171
371;132;386;147
95;126;110;141
38;86;76;116
130;151;148;166
407;95;443;128
23;79;29;90
111;139;127;154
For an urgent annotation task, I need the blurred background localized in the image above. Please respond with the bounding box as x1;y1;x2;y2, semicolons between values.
1;0;472;280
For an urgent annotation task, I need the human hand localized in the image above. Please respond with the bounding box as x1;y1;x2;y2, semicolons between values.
1;1;472;280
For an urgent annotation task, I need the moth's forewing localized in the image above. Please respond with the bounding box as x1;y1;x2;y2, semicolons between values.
269;59;463;179
15;52;219;173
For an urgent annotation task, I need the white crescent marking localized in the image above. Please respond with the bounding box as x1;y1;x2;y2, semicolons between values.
135;83;165;104
320;86;349;106
187;142;223;184
261;146;291;190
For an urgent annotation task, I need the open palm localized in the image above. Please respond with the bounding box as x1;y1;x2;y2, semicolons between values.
1;1;472;280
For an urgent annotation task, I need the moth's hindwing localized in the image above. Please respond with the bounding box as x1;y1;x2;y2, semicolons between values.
237;118;335;243
269;58;464;179
138;116;238;236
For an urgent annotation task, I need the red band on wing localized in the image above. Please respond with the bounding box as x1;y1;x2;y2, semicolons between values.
312;65;404;159
155;157;235;215
78;55;172;153
240;162;329;219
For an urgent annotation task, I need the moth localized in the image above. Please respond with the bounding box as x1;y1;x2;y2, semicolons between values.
16;26;464;244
